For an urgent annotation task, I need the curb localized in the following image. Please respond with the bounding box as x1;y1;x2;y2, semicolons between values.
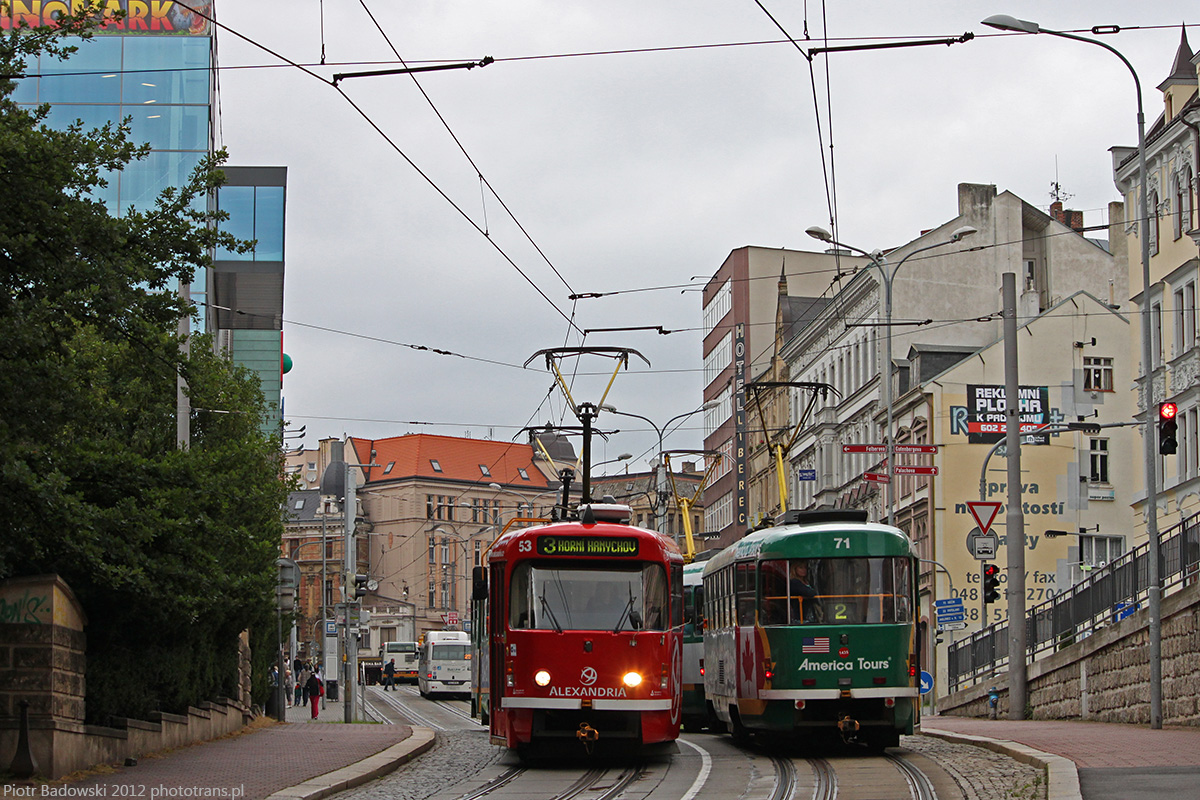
921;727;1082;800
264;727;436;800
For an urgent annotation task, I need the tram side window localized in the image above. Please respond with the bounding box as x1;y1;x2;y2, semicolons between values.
509;562;532;629
721;567;731;628
759;560;788;625
735;562;755;626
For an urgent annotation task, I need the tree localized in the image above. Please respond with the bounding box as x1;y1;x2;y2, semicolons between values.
0;10;288;721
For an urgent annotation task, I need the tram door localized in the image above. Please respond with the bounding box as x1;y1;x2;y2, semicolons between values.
489;562;505;730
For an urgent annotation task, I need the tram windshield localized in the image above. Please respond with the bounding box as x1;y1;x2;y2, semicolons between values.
509;562;668;632
759;557;912;625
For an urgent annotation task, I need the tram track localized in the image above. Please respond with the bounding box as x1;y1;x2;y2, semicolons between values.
808;757;837;800
770;754;799;800
369;685;448;730
886;752;938;800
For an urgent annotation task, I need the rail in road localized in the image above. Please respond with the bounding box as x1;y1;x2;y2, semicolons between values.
347;687;1011;799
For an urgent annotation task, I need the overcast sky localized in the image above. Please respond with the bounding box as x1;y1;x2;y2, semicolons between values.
213;2;1194;473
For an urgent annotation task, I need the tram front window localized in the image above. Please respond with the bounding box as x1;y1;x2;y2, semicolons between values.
508;562;668;632
759;557;912;625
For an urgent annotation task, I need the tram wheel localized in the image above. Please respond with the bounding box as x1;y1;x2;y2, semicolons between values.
729;707;750;744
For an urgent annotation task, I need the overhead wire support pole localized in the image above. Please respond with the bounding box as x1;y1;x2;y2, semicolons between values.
332;56;494;85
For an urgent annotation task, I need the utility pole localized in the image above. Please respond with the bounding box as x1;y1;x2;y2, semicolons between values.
343;465;357;723
1002;273;1027;719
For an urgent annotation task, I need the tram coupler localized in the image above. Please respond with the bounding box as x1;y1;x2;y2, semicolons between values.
576;722;599;744
837;714;860;743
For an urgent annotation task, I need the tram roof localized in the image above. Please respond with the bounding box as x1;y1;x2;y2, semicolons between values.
701;521;914;576
489;518;682;562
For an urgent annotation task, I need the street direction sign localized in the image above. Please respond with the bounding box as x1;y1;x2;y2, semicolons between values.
843;444;938;454
919;670;934;695
966;501;1003;534
936;613;966;623
798;469;816;481
863;472;889;484
933;598;964;608
937;621;968;631
892;465;939;476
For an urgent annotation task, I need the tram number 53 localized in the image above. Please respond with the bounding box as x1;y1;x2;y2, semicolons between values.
833;537;851;549
518;541;533;553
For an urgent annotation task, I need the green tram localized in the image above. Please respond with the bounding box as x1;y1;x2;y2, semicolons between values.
680;557;711;731
701;508;919;750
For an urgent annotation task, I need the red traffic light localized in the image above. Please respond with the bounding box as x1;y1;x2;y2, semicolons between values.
1160;402;1178;420
983;564;998;577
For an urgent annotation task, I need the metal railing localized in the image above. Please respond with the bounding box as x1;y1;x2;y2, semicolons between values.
949;512;1200;692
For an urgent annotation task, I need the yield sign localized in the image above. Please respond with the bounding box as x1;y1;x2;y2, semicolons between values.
966;501;1002;535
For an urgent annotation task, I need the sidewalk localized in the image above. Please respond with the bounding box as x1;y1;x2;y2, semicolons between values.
922;715;1200;800
37;696;433;800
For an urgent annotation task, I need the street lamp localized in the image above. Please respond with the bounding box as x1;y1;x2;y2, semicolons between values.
600;403;711;535
805;224;978;527
594;453;634;473
982;12;1162;731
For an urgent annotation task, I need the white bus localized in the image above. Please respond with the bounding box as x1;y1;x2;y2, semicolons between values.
418;631;471;698
383;641;419;684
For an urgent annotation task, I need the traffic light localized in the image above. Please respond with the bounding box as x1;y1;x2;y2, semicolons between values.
983;564;1001;604
353;574;369;598
1159;402;1179;455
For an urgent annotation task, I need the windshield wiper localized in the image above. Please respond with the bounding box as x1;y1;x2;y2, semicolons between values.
613;582;642;632
539;591;563;633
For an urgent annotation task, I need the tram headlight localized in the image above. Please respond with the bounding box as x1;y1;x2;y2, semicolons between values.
622;671;643;688
534;670;551;686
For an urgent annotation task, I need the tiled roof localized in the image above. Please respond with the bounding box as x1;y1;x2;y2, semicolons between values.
350;434;548;488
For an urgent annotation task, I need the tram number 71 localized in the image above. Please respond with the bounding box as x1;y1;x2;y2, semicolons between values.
833;537;851;549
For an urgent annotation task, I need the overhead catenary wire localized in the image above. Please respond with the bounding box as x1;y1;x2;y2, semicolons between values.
170;0;582;336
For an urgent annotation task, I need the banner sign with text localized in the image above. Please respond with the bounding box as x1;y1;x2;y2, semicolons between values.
966;385;1050;444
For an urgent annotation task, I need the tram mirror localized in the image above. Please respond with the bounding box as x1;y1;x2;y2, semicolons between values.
472;566;488;601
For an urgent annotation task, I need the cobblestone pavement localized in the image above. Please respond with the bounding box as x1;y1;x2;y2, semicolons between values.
331;727;1045;800
904;734;1046;800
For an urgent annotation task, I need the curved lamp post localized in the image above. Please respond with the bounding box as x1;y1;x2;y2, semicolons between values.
982;12;1161;730
601;404;711;536
805;224;978;528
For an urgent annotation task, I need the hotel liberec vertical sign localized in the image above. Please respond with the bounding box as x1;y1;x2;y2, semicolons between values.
735;323;748;533
966;384;1050;445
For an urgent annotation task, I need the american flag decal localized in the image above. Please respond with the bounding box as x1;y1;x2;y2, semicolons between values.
802;636;830;654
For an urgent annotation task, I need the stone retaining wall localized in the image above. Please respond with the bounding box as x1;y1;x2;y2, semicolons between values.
938;580;1200;723
0;575;254;779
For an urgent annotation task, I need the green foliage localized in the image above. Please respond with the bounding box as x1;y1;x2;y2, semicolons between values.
0;14;285;722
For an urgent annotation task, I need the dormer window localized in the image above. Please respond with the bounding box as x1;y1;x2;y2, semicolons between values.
430;459;442;472
479;464;491;477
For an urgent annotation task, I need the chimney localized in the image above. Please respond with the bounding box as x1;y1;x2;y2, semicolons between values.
1050;201;1085;232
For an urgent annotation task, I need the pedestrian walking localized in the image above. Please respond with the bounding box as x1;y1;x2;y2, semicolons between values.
383;658;396;690
306;670;323;720
284;669;294;706
298;663;312;705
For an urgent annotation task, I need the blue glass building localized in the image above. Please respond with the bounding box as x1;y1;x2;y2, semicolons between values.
9;4;287;438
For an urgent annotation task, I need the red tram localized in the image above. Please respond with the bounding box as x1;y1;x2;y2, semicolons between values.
472;502;684;757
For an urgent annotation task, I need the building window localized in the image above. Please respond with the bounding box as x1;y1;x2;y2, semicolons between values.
428;536;435;565
479;464;491;477
705;491;733;533
1081;535;1124;568
1089;438;1109;483
1150;190;1160;255
1152;301;1164;367
518;467;529;480
383;461;395;475
430;459;442;472
1083;357;1114;392
1176;283;1196;356
704;332;732;387
703;280;732;337
474;540;482;567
